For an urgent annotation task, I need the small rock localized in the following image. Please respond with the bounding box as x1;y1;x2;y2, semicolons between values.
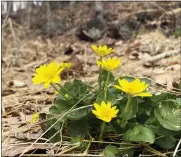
129;55;137;60
13;80;26;88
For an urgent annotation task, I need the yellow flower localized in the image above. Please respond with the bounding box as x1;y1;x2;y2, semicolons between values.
96;57;120;71
32;61;64;88
91;45;115;57
92;101;119;122
29;112;39;124
113;78;152;97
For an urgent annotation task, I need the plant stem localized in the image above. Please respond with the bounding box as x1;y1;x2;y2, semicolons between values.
99;57;102;92
121;96;132;123
66;71;70;82
52;83;67;99
50;83;59;92
83;134;93;155
99;121;106;142
104;72;110;101
124;96;132;113
56;83;71;96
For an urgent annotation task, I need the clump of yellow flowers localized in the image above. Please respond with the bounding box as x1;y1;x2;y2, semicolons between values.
91;45;121;72
31;45;180;156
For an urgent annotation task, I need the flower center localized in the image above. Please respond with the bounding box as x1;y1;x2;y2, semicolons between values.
127;87;135;94
44;70;55;80
100;109;111;117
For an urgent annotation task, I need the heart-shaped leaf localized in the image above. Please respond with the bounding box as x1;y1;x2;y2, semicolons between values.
154;100;181;131
54;99;70;112
151;93;176;103
146;125;180;136
66;107;89;120
123;125;155;144
104;145;119;156
49;106;61;114
156;136;176;149
69;118;88;137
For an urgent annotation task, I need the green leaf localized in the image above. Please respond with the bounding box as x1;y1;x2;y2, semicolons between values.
69;118;88;137
71;135;81;144
172;27;181;38
146;125;180;136
151;92;176;103
46;128;61;143
123;125;155;144
60;80;90;98
45;115;63;143
104;145;119;156
179;80;181;89
118;76;135;82
111;120;128;133
49;106;61;114
46;114;65;130
96;90;117;104
176;98;181;106
156;136;176;149
154;100;181;131
71;136;88;149
117;76;152;85
66;106;89;120
54;99;70;112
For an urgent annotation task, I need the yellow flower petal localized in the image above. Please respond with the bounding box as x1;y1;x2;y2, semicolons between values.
101;101;107;108
102;117;111;122
94;103;101;111
118;79;129;87
92;110;99;116
52;75;61;84
107;102;111;108
44;81;50;88
135;92;152;97
113;85;124;91
91;45;98;53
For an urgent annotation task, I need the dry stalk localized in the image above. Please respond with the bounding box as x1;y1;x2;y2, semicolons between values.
173;138;181;157
8;18;19;44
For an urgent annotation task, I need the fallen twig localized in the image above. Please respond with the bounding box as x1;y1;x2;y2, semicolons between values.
144;48;180;63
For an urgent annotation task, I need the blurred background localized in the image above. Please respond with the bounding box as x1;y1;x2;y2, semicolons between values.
2;1;181;155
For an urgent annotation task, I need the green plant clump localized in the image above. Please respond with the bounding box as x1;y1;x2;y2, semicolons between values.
32;45;181;156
